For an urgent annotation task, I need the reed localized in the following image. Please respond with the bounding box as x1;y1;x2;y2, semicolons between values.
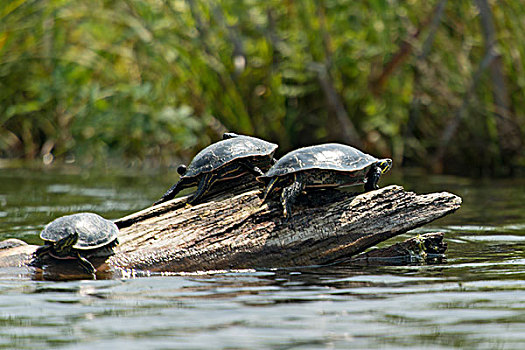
1;0;523;175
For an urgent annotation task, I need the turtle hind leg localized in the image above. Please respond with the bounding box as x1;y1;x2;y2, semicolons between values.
281;174;305;218
188;172;220;204
238;159;264;177
364;165;382;191
75;252;96;275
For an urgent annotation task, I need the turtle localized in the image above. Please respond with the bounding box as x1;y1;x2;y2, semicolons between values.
154;133;278;205
35;212;119;274
257;143;392;217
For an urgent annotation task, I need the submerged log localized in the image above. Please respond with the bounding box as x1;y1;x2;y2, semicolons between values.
0;184;461;277
349;232;447;265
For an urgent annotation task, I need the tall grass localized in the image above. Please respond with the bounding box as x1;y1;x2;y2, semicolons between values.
1;0;523;175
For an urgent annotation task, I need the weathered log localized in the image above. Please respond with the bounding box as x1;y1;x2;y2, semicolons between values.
0;185;461;277
105;185;460;273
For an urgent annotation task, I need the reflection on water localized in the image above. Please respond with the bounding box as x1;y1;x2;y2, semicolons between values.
0;166;524;349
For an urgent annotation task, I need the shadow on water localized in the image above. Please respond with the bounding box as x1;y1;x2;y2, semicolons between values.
0;165;524;349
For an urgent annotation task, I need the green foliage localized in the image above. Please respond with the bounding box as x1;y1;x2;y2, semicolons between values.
0;0;523;174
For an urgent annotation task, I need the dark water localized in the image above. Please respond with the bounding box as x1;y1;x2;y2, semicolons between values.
0;166;524;349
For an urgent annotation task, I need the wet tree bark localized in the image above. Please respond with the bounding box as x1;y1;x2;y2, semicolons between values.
0;185;461;277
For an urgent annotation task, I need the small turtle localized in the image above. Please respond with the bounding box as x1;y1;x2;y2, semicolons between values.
35;213;119;274
258;143;392;217
154;133;278;205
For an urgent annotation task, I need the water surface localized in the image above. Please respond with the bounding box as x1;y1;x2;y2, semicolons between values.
1;166;524;349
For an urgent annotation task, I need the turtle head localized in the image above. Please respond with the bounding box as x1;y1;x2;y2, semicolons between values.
177;164;187;176
377;159;392;174
53;228;79;257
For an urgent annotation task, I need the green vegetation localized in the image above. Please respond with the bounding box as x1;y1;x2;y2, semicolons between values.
1;0;523;175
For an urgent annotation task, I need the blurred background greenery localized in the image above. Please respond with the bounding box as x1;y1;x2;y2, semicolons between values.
1;0;523;176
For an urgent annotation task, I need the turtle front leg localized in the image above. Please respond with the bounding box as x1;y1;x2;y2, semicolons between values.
364;165;382;191
154;177;196;205
261;177;282;204
281;174;305;218
33;245;51;270
34;245;51;259
188;172;220;204
76;252;96;275
154;180;182;205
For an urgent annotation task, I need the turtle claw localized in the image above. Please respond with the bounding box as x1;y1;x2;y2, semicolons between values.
252;166;264;177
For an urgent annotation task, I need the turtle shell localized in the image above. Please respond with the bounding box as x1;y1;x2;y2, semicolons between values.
183;135;278;178
40;213;118;250
259;143;379;179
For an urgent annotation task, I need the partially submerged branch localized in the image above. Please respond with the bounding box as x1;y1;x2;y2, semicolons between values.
350;232;447;265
